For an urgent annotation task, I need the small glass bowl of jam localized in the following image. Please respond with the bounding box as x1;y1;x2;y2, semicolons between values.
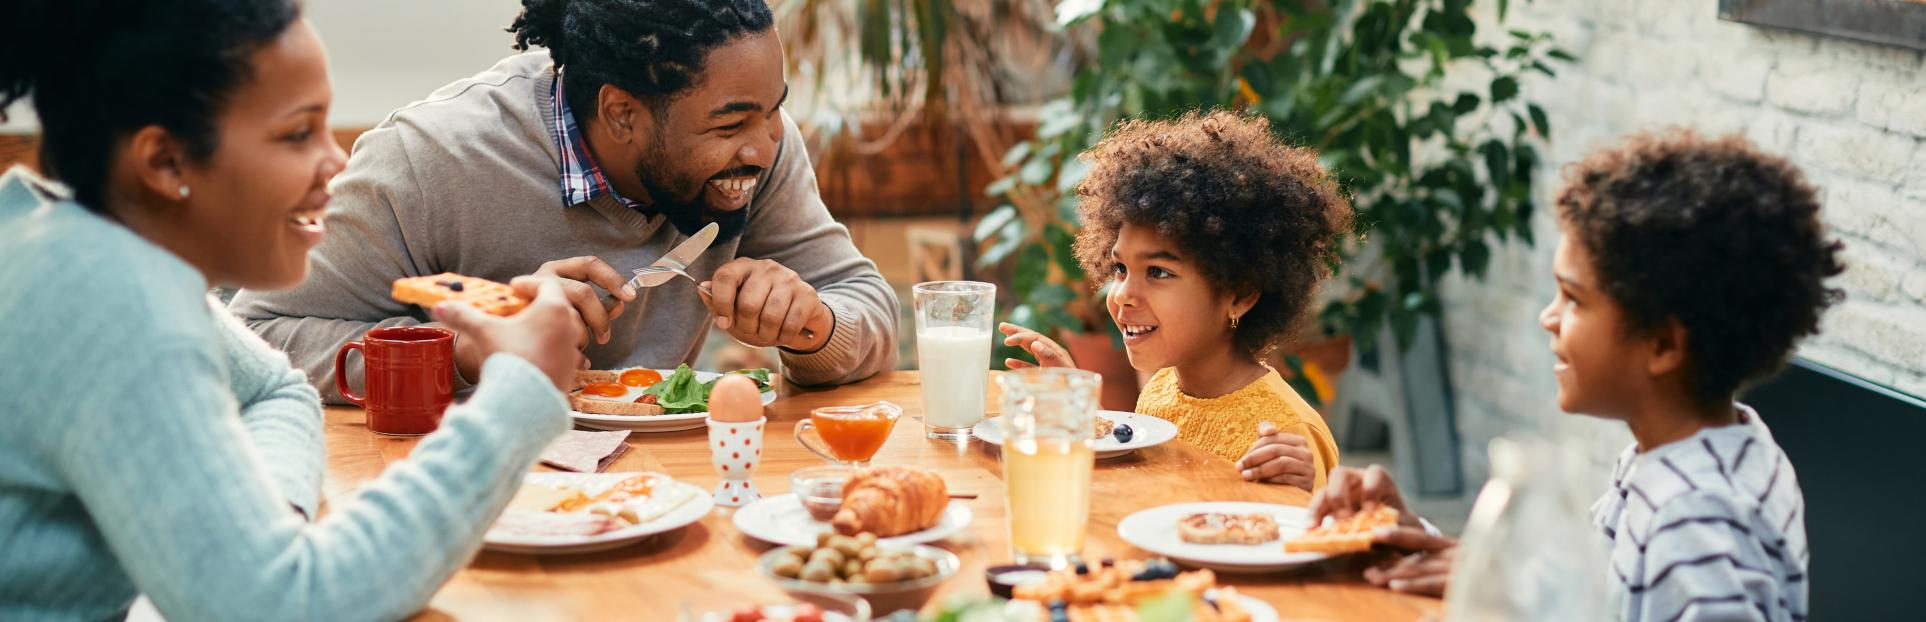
790;464;856;522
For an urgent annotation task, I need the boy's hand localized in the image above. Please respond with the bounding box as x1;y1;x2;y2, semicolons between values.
1364;528;1457;597
1309;465;1423;528
998;322;1077;369
1235;422;1315;491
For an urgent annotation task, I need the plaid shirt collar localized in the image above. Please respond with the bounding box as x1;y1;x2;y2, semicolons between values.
551;73;650;214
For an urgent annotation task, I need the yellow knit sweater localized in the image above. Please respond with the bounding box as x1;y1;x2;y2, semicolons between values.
1135;366;1341;490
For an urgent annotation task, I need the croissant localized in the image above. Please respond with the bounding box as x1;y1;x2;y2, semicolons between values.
831;465;948;537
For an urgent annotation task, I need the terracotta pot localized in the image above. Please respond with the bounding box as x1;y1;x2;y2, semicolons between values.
1057;329;1142;412
1271;334;1354;408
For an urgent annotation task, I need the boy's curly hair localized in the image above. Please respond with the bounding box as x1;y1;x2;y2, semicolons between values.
1072;110;1353;357
1557;130;1845;406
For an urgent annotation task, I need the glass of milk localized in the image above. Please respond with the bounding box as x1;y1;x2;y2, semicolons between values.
912;281;995;441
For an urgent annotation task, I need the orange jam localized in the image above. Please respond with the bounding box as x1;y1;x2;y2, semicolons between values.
812;406;898;463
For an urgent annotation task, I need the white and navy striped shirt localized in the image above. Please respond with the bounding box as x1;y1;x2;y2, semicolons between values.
1592;404;1809;622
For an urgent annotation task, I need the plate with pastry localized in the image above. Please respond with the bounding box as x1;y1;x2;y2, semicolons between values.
972;410;1177;460
1116;502;1327;572
733;465;972;548
568;364;778;432
1009;558;1278;622
483;471;713;554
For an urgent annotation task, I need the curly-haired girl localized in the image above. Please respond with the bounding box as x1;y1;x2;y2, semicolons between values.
1002;110;1352;492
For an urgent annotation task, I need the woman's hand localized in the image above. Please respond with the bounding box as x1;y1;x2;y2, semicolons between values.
432;276;587;391
998;322;1076;369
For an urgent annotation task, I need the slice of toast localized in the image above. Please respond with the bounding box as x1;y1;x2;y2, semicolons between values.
568;394;668;417
1282;505;1400;554
391;273;528;316
1178;512;1281;545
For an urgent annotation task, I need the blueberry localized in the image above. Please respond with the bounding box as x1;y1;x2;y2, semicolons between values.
1074;562;1089;575
1130;561;1170;581
438;280;464;292
1113;424;1134;443
1101;557;1115;568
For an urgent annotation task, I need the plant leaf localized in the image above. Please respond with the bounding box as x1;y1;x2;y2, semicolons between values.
1013;244;1050;295
1001;142;1033;167
1020;157;1056;185
1055;0;1104;27
1490;75;1519;103
1461;238;1491;278
1044;223;1083;278
1528;103;1551;139
972;204;1018;243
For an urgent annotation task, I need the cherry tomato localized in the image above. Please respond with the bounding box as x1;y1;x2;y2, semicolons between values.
728;605;765;622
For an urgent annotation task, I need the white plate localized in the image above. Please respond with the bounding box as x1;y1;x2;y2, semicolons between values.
1222;591;1279;622
569;369;777;433
732;493;973;548
1117;502;1328;573
483;473;714;555
973;410;1178;459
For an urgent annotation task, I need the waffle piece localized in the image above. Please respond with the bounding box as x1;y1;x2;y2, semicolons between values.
1283;505;1400;554
391;273;528;316
1012;560;1250;622
1178;512;1281;544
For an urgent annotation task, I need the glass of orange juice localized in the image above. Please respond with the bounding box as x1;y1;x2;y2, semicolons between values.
795;401;901;467
997;368;1100;568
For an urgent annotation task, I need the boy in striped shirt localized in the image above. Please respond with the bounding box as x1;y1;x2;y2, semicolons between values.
1310;131;1842;621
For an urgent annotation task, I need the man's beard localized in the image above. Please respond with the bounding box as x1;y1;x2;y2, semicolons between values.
634;153;750;242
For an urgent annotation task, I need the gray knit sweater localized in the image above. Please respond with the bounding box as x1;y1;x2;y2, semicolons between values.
229;51;899;403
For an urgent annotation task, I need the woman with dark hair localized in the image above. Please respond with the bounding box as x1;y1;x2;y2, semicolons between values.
0;1;587;619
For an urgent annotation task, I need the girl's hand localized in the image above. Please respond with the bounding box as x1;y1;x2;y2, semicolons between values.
998;322;1076;369
1363;528;1458;597
1235;422;1316;491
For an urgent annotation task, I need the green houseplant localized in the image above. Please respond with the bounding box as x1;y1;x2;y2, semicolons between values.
973;0;1571;404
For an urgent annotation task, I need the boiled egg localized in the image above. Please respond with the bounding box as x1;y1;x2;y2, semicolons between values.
708;374;765;422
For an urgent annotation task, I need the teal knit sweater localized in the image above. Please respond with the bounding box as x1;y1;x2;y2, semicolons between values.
0;166;568;621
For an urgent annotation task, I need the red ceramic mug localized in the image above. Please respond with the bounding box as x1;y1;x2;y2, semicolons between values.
335;326;455;435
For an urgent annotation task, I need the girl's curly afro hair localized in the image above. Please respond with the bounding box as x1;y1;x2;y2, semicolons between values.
1072;110;1353;357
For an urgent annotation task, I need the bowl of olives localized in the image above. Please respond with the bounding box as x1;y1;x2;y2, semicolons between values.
757;532;959;614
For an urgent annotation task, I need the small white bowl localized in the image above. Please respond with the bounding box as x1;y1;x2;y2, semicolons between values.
757;544;960;615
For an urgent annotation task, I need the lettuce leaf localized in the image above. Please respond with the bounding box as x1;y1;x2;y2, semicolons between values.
641;365;775;414
642;365;710;414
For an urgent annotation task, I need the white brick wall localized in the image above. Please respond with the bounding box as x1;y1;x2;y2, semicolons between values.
1436;0;1926;490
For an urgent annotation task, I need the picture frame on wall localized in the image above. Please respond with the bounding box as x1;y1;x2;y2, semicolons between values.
1719;0;1926;51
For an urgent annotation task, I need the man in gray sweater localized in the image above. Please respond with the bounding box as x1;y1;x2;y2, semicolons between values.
231;0;899;402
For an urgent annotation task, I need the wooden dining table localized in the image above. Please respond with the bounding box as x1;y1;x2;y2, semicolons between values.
322;371;1442;621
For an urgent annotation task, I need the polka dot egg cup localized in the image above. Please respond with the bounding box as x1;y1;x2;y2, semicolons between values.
706;415;765;507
